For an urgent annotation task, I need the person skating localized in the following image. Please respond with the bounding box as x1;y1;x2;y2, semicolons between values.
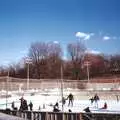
29;101;33;111
67;93;74;106
83;107;92;120
53;102;60;112
101;102;107;109
89;97;94;105
19;97;28;111
93;93;100;108
62;97;66;105
11;101;15;110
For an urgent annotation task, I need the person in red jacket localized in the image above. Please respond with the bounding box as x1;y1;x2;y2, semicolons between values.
101;102;107;109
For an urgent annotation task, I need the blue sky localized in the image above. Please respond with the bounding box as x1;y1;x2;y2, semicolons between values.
0;0;120;66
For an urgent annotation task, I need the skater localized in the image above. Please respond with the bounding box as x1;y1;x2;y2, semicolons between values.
29;101;33;111
93;93;99;108
19;97;24;111
68;109;72;112
53;102;60;112
67;93;74;106
83;107;92;120
19;97;28;111
62;97;66;105
101;102;107;109
11;101;15;110
89;97;94;104
116;95;119;102
11;101;18;111
23;99;28;110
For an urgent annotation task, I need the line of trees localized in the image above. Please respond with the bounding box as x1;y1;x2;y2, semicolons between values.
0;41;120;80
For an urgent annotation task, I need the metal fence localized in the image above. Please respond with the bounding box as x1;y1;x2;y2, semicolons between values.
1;109;120;120
0;76;120;91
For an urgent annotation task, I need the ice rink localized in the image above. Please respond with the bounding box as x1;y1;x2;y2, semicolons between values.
0;88;120;113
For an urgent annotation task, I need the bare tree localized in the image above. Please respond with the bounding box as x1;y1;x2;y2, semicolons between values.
29;42;48;63
0;66;6;77
109;54;120;74
48;41;62;57
28;42;48;78
47;41;62;78
86;54;106;77
28;41;62;79
67;41;86;79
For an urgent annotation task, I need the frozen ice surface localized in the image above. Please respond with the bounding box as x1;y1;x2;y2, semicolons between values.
0;89;120;113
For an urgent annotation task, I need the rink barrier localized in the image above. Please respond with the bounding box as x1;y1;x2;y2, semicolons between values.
1;109;120;120
0;109;82;120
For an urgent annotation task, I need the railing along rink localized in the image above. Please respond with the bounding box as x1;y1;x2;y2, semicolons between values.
1;109;120;120
0;110;83;120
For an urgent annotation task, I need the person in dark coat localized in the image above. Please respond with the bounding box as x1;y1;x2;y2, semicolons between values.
23;99;28;110
53;102;60;112
94;94;100;108
89;97;94;105
29;101;33;111
67;93;74;106
83;107;92;120
62;97;66;105
68;109;72;112
19;97;24;111
19;97;28;111
94;94;99;101
11;101;15;110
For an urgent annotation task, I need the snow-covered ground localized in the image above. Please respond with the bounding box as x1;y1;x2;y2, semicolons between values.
0;88;120;113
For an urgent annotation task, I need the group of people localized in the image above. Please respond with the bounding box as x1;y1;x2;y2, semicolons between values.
61;93;74;106
89;93;100;108
83;102;107;120
11;97;33;111
53;102;72;112
53;93;74;112
11;93;107;114
11;93;74;112
83;94;107;120
19;97;28;111
89;93;107;109
20;97;33;111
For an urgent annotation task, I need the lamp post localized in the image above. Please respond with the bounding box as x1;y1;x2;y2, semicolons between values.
84;61;90;83
6;69;9;109
60;64;64;111
26;58;32;90
27;62;30;90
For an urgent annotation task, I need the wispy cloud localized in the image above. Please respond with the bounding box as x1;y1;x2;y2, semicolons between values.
103;36;110;41
85;49;101;54
75;32;94;40
2;61;10;67
90;50;101;54
53;41;59;44
19;50;28;54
